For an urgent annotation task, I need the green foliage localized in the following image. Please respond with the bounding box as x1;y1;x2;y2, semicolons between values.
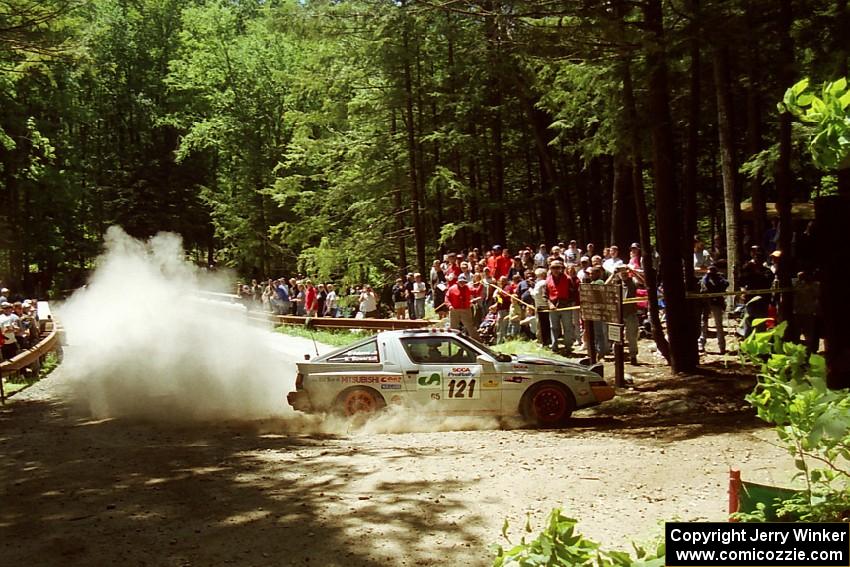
781;77;850;171
275;325;372;347
493;510;665;567
740;323;850;521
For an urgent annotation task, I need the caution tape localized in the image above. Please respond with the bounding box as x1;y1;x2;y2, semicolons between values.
436;282;796;314
684;287;793;300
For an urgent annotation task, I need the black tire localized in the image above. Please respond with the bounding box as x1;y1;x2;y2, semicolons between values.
334;386;386;417
520;381;576;428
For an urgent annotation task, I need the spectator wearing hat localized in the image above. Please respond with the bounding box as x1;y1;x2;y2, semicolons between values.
0;288;8;304
546;260;574;353
531;268;551;346
12;302;31;349
446;274;480;340
628;243;642;271
0;302;20;360
494;247;513;280
699;264;728;354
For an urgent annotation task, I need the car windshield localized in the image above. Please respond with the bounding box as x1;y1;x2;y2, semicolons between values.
457;334;514;363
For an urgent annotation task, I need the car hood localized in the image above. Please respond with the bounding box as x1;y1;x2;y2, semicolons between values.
513;354;591;373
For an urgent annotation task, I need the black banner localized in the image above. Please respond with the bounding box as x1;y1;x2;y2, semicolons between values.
666;522;849;566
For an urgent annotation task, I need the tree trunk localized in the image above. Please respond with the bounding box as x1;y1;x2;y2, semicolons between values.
621;58;671;362
713;46;740;301
391;111;409;277
745;1;768;242
643;0;696;372
775;0;795;328
402;18;426;275
484;2;506;245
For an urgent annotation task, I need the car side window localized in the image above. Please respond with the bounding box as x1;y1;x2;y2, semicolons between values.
327;340;380;363
400;337;478;364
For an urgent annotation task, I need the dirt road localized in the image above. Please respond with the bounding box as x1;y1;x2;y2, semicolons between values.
1;336;795;567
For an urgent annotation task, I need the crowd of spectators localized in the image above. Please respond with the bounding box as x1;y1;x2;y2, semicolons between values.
0;286;41;362
237;224;821;359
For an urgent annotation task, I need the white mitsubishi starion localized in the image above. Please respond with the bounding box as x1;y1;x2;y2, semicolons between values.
287;329;615;427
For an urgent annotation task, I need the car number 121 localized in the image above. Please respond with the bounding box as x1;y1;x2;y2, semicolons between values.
447;379;477;399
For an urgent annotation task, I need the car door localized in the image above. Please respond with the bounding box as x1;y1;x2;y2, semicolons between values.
396;335;500;413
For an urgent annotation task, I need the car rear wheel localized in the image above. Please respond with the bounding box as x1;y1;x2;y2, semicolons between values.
335;386;386;417
521;382;575;427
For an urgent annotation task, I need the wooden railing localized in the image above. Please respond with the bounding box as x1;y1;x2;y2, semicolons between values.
0;322;61;404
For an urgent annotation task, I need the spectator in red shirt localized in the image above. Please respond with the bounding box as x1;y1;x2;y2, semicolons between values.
304;280;318;317
446;274;480;340
494;248;513;280
546;260;574;353
445;252;462;280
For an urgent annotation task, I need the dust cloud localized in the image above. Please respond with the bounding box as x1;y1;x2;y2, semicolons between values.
58;227;288;421
57;226;503;433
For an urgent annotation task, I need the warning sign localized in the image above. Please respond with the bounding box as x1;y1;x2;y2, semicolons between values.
580;283;621;323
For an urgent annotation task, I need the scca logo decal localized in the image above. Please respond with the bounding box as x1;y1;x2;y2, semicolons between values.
418;373;441;387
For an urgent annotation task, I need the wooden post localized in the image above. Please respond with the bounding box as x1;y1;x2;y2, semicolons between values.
584;319;596;363
728;469;742;519
614;285;625;388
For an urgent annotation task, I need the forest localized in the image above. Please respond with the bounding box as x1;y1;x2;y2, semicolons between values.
1;1;848;372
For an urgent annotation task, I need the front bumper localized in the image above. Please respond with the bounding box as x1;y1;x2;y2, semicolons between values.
591;384;616;402
287;390;312;412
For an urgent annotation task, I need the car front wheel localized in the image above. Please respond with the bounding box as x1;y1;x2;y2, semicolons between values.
521;382;575;427
335;386;386;417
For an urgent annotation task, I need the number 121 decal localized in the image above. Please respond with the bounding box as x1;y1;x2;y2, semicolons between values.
446;379;478;399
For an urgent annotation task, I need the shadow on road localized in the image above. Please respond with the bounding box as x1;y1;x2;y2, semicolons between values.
0;399;482;566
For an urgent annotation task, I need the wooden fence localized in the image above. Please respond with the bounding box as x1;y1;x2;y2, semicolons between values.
0;321;61;404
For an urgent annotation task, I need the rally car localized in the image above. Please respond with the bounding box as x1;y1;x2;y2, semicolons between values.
286;329;615;427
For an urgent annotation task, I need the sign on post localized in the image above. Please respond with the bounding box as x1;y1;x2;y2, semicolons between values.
607;323;624;344
580;284;621;323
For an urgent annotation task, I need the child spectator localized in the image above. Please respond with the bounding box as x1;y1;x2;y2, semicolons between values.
478;304;499;345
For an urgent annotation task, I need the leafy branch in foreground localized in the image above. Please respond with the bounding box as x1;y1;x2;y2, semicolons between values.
739;321;850;521
493;509;664;567
781;77;850;171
